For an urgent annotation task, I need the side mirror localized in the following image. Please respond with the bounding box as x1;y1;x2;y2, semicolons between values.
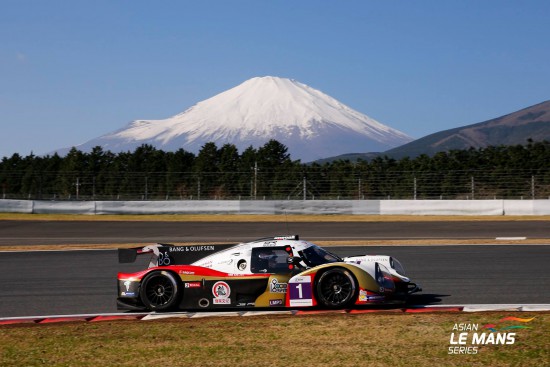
287;256;303;265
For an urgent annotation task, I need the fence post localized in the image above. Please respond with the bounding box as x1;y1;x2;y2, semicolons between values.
38;174;42;200
76;177;80;200
197;177;201;200
253;161;258;200
303;177;306;200
413;176;417;200
471;176;475;200
531;175;535;199
144;176;148;200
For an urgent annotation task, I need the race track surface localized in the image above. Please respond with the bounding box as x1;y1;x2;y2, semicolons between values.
1;245;549;317
1;220;550;245
1;220;549;317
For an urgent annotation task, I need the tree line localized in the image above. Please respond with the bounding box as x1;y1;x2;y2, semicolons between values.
1;139;550;200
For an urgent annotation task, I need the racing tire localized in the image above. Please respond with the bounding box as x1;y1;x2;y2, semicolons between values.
315;268;357;309
140;271;182;311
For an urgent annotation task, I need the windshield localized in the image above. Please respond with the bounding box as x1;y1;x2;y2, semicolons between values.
299;245;342;267
390;257;407;276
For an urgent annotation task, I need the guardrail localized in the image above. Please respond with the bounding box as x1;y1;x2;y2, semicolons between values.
1;199;550;215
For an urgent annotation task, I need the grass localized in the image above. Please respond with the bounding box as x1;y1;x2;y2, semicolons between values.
0;312;548;367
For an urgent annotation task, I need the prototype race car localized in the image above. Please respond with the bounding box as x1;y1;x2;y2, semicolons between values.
117;235;421;311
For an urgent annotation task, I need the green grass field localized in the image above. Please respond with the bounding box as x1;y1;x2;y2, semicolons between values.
0;312;548;367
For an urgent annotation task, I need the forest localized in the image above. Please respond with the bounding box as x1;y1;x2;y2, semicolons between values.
1;139;550;200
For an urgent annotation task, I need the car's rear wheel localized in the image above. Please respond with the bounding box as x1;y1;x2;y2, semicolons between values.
140;271;181;311
315;268;357;308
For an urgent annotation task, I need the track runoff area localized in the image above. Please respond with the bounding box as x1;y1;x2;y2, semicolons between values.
1;214;549;335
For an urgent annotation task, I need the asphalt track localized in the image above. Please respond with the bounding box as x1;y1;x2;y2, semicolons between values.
1;220;550;245
0;220;549;317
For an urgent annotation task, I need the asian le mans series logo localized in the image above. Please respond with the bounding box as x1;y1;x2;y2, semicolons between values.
448;316;535;355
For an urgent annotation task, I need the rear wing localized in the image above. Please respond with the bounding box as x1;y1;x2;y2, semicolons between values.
118;243;234;268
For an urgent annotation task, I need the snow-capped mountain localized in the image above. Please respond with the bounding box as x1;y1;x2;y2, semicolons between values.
60;76;413;162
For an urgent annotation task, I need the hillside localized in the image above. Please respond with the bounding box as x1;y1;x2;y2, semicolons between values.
318;100;550;162
384;100;550;158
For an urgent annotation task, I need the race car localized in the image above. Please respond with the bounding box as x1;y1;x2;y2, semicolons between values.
117;235;421;311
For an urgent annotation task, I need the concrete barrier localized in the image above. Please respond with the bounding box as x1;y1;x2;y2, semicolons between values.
1;199;550;215
238;201;276;215
32;200;96;214
352;200;381;215
274;200;354;215
503;200;550;215
379;200;504;216
0;199;33;214
95;200;240;215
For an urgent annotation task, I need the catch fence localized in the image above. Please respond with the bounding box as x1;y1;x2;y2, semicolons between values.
2;170;550;201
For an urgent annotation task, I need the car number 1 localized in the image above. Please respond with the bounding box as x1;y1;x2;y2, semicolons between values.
289;276;313;306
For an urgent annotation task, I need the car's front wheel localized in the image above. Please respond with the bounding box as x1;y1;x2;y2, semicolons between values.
315;268;357;308
140;271;181;311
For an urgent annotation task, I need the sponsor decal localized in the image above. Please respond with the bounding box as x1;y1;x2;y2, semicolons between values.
367;295;385;301
359;289;384;302
123;280;132;292
360;257;389;262
158;252;171;266
237;302;255;307
263;241;277;247
273;236;297;240
288;276;313;307
216;259;233;266
289;298;312;307
179;270;195;275
269;299;284;306
269;278;288;293
447;316;535;355
185;282;201;288
227;273;253;277
237;260;247;271
212;281;231;304
194;260;213;268
121;280;137;296
170;245;216;252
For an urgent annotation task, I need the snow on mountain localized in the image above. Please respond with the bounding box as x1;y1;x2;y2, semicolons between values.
60;76;413;162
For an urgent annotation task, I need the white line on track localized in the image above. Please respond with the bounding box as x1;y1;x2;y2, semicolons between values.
495;237;528;240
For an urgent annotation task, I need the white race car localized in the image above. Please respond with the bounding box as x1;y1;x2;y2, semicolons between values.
117;235;421;311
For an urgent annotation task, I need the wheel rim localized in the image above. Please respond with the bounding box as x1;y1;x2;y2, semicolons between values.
317;270;355;307
144;275;175;307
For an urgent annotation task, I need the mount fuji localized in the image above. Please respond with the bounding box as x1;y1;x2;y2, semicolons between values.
60;76;413;162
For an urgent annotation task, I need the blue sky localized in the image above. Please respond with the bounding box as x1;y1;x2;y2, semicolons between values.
1;0;549;158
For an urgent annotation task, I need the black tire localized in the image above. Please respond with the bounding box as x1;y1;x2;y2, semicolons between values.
315;268;357;309
140;271;181;311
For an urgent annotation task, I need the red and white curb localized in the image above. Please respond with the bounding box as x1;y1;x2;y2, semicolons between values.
1;304;549;325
